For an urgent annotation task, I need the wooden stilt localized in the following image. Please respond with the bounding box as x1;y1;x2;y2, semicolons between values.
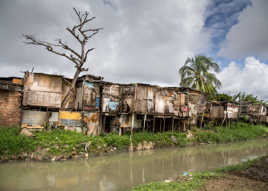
153;117;155;133
143;114;147;133
119;127;122;136
172;117;174;133
131;113;135;136
163;117;166;132
103;115;106;133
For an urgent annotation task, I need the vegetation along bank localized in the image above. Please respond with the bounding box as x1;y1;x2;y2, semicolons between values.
0;122;267;162
131;155;268;191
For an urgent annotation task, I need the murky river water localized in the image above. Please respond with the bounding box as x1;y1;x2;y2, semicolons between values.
0;139;268;191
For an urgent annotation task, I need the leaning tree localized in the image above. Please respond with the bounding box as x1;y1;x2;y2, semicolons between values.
23;8;102;108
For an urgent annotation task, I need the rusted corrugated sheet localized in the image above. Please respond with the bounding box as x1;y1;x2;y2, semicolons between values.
248;104;267;116
119;114;131;128
155;88;181;115
21;110;59;128
226;103;239;119
83;111;99;136
83;81;100;111
135;85;156;114
120;85;135;113
102;84;120;113
21;110;48;128
23;73;62;108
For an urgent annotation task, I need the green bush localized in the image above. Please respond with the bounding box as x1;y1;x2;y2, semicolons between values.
0;127;35;155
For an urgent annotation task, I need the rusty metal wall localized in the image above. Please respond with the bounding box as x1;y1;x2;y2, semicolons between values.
21;110;49;128
134;85;155;114
248;104;267;116
75;81;100;111
83;111;99;136
102;84;120;113
155;88;181;115
120;85;135;113
83;81;100;111
226;103;239;119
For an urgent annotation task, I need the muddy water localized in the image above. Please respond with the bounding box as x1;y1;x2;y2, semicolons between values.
0;139;268;191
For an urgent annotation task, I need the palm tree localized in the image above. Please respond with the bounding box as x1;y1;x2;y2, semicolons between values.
179;55;221;94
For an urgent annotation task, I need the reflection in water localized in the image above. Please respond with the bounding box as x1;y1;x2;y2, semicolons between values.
0;139;268;191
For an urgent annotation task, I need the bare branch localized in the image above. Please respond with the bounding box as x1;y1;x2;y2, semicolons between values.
56;39;81;59
23;34;79;66
66;27;83;44
73;8;82;23
84;48;95;62
83;16;96;24
82;28;103;33
86;31;99;40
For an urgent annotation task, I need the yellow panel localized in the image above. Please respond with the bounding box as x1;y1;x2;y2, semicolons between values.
59;111;81;120
12;78;23;85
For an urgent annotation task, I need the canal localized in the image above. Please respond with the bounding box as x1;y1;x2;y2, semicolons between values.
0;139;267;191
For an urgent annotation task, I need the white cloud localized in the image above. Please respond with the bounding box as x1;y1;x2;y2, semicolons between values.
219;57;268;100
218;0;268;59
0;0;211;85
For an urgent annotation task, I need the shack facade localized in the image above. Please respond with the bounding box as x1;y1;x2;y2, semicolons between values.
0;72;209;134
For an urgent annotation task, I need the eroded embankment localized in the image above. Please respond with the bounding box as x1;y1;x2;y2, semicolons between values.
131;155;268;191
0;122;268;162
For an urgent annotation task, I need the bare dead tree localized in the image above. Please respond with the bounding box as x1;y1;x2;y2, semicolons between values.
23;8;102;108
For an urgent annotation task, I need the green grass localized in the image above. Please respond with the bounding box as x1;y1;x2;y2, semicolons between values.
131;155;262;191
0;127;35;155
193;122;267;143
0;122;267;160
0;128;188;159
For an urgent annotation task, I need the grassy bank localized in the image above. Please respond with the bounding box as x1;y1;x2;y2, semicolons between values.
0;122;267;161
131;155;268;191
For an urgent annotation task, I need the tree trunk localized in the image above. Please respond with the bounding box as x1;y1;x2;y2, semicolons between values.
62;68;81;109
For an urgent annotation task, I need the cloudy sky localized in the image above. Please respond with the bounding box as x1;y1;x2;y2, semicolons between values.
0;0;268;99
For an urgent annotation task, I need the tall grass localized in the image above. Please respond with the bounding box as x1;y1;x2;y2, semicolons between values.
0;122;267;159
0;127;35;155
193;122;267;143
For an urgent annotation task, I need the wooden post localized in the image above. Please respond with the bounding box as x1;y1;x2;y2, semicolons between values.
131;113;135;136
103;115;106;133
143;114;147;133
163;117;166;132
159;118;162;132
119;127;122;136
172;117;174;133
153;117;155;133
201;112;204;128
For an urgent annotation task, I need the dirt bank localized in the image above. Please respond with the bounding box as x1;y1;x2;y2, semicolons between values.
201;156;268;191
